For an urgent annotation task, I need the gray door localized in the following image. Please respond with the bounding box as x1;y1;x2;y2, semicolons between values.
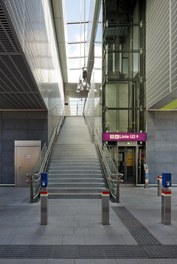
15;141;41;187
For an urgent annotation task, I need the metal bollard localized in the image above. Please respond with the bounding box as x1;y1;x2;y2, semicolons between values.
157;176;162;196
102;189;110;225
161;188;171;225
40;189;48;225
144;178;149;189
144;164;149;189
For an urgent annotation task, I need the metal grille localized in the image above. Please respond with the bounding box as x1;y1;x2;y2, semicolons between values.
105;27;128;37
146;0;170;108
171;0;177;92
0;2;21;53
113;207;161;245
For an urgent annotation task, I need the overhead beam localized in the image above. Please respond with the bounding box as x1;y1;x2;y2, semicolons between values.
86;0;101;82
51;0;68;82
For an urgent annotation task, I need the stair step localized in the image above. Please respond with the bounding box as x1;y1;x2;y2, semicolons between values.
49;162;100;166
53;153;96;155
48;163;100;171
48;171;102;174
48;187;105;193
48;178;103;182
49;169;101;175
48;193;101;199
48;183;105;188
51;158;98;161
48;174;103;178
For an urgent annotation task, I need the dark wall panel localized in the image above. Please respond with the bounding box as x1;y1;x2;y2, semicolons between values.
0;111;48;184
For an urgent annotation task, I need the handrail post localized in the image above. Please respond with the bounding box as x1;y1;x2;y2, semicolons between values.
157;175;162;196
26;174;34;203
115;174;123;203
29;177;33;203
115;181;120;203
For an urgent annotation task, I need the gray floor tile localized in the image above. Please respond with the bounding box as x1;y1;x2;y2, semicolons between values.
46;260;74;264
62;234;85;244
137;260;177;264
84;234;127;245
75;260;117;264
116;261;139;264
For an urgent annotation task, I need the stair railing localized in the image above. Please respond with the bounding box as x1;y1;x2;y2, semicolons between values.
94;130;123;201
26;117;64;202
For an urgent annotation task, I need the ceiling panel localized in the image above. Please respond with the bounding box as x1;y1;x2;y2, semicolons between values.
0;1;46;109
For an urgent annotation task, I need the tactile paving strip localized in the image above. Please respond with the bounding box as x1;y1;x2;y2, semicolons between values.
113;206;161;245
1;245;177;259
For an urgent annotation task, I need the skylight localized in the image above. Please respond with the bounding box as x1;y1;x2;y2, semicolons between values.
63;0;91;83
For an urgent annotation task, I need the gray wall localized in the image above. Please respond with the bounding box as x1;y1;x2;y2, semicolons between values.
147;111;177;184
0;1;65;185
0;111;48;184
146;0;177;109
3;0;65;139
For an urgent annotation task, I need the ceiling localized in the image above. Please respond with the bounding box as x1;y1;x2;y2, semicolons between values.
0;1;46;109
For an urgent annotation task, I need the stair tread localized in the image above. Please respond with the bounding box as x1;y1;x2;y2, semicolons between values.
47;117;106;196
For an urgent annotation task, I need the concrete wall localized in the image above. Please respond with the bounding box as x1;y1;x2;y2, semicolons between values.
147;111;177;184
0;111;48;184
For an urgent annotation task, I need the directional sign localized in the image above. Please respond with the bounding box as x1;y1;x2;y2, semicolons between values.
102;132;147;142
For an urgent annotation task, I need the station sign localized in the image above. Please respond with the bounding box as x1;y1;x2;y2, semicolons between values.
102;132;147;142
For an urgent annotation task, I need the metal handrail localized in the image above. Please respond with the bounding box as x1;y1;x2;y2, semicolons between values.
26;142;47;202
84;118;123;201
94;131;123;201
26;117;64;202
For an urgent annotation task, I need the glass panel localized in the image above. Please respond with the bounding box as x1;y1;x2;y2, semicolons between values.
93;69;102;83
95;22;102;42
133;26;139;49
105;110;128;132
69;98;85;115
68;69;82;82
105;83;128;108
95;43;102;56
94;58;102;68
68;58;85;69
133;53;139;77
67;24;85;42
63;0;92;83
106;50;129;78
64;0;91;22
68;43;85;57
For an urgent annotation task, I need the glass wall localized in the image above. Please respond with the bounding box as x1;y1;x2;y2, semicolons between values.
102;0;145;133
84;0;102;134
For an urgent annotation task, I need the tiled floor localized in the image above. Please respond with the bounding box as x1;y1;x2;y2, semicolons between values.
0;186;177;263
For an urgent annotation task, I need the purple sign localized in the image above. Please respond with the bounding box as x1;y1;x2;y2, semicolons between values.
102;132;147;142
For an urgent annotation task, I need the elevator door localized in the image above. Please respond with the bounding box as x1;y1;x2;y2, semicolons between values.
118;147;136;184
117;143;145;185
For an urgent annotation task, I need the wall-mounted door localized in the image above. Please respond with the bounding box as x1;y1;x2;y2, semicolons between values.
15;141;41;187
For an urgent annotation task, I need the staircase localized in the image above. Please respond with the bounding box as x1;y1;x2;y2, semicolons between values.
48;116;106;198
